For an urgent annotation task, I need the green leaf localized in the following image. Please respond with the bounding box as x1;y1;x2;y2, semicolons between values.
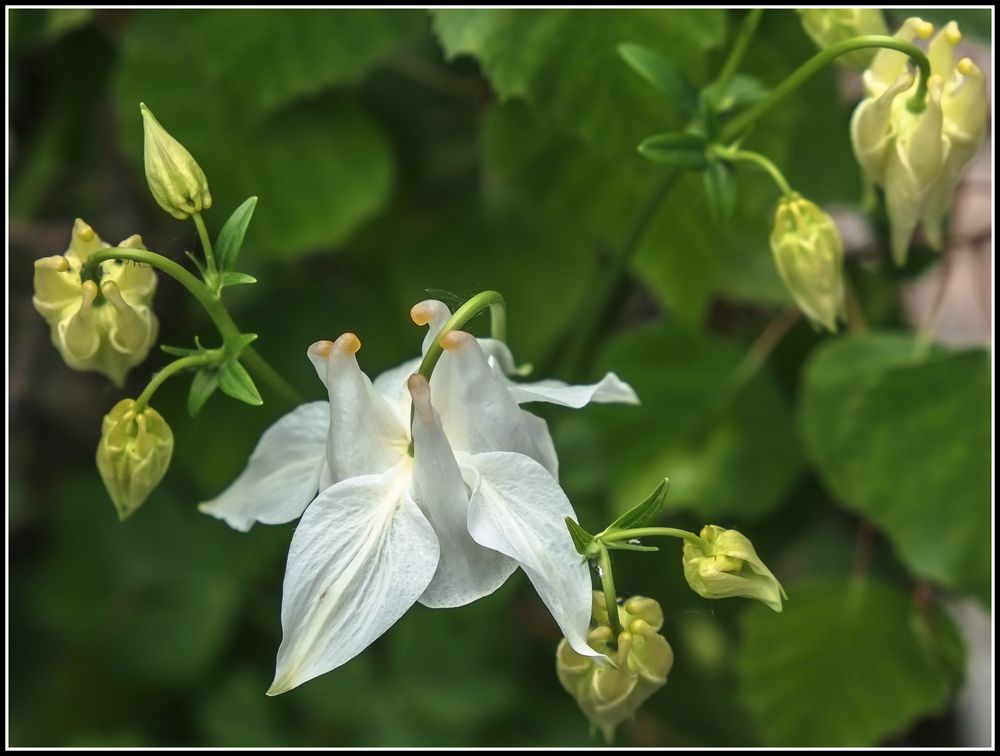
432;9;725;158
703;159;736;228
565;517;597;559
224;332;259;357
595;322;803;521
160;344;199;357
215;196;257;273
219;271;258;288
739;578;964;746
617;42;697;116
217;360;263;407
712;73;768;113
799;333;991;605
607;478;669;532
114;11;410;258
637;132;708;169
187;369;219;418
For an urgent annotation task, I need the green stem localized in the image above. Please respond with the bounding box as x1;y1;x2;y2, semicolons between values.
601;527;710;552
82;247;302;404
714;146;795;198
709;8;763;102
134;352;218;412
719;35;932;144
416;290;507;381
597;543;623;637
193;212;217;275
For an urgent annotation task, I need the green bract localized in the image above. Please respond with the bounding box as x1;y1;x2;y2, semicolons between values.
32;219;158;386
96;398;174;521
769;195;845;333
557;592;674;742
682;525;786;612
140;102;212;220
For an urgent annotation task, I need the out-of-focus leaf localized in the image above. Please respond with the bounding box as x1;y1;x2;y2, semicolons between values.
433;9;725;158
188;368;219;417
739;578;964;746
638;132;709;168
617;42;698;116
594;322;803;521
799;333;991;605
114;11;410;257
703;158;736;228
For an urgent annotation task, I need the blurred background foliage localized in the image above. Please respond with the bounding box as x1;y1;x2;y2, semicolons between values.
8;8;992;747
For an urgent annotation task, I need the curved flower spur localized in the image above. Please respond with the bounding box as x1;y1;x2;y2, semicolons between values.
200;297;639;693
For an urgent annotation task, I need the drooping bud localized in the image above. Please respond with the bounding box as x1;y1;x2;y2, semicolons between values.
96;398;174;520
769;195;845;332
556;592;674;742
797;9;889;69
140;102;212;220
851;18;988;265
32;220;159;385
682;526;786;612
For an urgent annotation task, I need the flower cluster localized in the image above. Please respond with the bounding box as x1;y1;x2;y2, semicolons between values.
557;592;673;742
32;219;158;386
851;17;987;265
200;299;639;693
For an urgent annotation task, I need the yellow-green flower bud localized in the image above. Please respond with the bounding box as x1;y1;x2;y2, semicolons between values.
769;195;845;333
798;9;889;69
556;592;674;742
140;102;212;220
851;18;987;265
32;219;158;386
96;398;174;520
682;525;786;612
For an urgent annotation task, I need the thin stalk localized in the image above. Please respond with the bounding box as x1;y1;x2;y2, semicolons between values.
708;8;764;102
134;352;217;412
416;290;507;381
601;526;710;552
193;212;217;275
719;35;932;144
714;146;796;198
597;543;623;637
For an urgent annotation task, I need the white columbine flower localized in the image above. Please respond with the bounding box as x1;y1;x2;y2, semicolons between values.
200;300;638;694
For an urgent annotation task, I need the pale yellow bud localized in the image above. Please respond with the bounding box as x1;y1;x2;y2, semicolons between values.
140;102;212;220
769;195;845;332
96;399;174;520
682;526;786;612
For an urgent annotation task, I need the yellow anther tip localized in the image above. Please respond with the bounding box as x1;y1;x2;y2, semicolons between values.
588;626;613;643
310;340;334;358
410;301;435;326
957;58;977;76
334;332;361;354
915;20;934;40
945;22;962;45
441;330;470;351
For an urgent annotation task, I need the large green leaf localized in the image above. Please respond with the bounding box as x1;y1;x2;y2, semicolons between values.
432;9;726;158
739;578;964;746
114;10;416;257
594;321;803;521
799;333;991;605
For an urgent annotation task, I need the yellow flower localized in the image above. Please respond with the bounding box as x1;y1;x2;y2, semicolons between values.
33;219;158;386
682;525;786;612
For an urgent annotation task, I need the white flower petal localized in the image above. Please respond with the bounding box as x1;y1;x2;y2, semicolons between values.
430;331;551;466
198;401;329;531
521;411;559;479
506;372;639;408
410;299;453;354
307;335;409;483
268;462;439;695
466;451;601;660
372;356;421;413
408;374;516;608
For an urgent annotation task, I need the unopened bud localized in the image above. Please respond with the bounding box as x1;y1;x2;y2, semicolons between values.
769;195;845;332
96;399;174;520
682;526;786;612
140;102;212;220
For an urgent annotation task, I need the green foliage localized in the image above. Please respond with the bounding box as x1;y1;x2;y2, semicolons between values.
739;578;964;746
215;196;258;273
595;322;803;521
800;334;991;606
